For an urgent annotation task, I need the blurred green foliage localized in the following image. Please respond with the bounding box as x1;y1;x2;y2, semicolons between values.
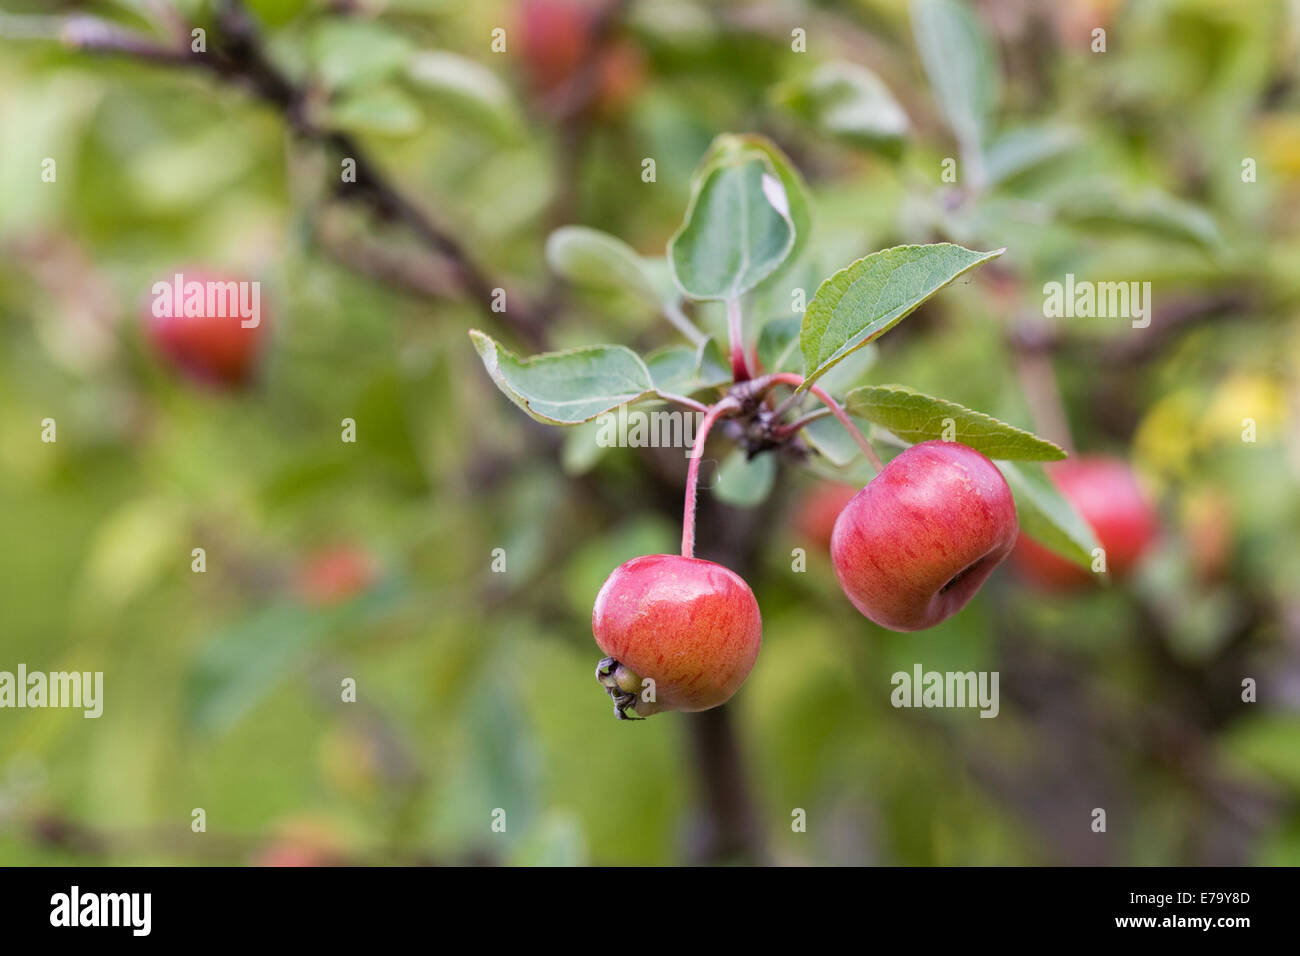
1;0;1298;866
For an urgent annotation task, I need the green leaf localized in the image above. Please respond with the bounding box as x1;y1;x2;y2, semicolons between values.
186;585;400;734
406;51;523;139
644;343;729;394
757;315;803;374
911;0;999;154
773;62;909;156
843;385;1066;461
470;330;656;425
815;343;879;395
310;20;412;91
1056;188;1223;250
668;154;795;300
694;336;731;387
186;604;320;734
560;420;609;475
714;449;777;507
983;125;1079;186
996;460;1099;569
799;243;1003;387
325;86;423;136
698;134;814;276
801;414;876;468
545;226;661;305
1222;715;1300;792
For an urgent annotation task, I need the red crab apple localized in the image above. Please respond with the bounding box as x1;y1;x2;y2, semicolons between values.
831;440;1018;632
1011;456;1159;589
592;554;761;718
146;269;267;388
793;481;859;552
294;546;378;607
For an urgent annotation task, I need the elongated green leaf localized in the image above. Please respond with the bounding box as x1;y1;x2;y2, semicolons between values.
695;336;731;386
668;155;795;300
911;0;998;153
1056;188;1223;250
326;86;422;136
801;413;877;467
983;125;1079;186
997;460;1099;569
406;51;523;139
644;343;730;394
545;226;661;305
560;420;609;475
773;62;909;156
799;243;1003;386
714;448;777;507
699;134;814;275
310;20;412;91
843;385;1065;461
470;330;656;425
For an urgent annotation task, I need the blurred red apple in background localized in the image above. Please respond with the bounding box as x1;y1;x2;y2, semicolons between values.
145;269;267;388
793;481;859;551
1011;456;1160;590
294;546;378;607
516;0;645;114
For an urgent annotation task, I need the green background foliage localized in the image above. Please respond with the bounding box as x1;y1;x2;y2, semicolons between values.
1;0;1298;866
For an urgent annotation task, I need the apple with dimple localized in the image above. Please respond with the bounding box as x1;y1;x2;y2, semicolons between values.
146;269;267;388
831;441;1018;631
592;554;761;717
1010;456;1159;589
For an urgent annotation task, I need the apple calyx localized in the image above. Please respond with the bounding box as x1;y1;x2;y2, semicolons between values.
595;657;646;720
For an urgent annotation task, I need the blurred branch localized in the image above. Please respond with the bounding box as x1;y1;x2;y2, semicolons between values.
12;812;480;865
1008;291;1254;366
36;0;550;348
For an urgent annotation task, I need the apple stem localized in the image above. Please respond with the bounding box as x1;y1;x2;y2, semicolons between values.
772;407;832;434
682;398;740;558
656;391;711;414
767;373;885;473
726;297;750;382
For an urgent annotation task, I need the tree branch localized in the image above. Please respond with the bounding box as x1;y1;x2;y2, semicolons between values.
49;1;549;348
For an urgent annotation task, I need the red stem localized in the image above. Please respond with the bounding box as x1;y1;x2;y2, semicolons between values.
682;399;739;557
768;373;885;473
726;297;750;382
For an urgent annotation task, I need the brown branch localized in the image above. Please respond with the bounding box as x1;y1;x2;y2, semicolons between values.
57;1;549;349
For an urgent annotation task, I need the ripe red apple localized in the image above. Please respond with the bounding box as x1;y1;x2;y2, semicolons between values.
793;481;859;552
146;269;267;388
592;554;761;718
831;441;1018;631
1010;456;1159;589
294;546;378;607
